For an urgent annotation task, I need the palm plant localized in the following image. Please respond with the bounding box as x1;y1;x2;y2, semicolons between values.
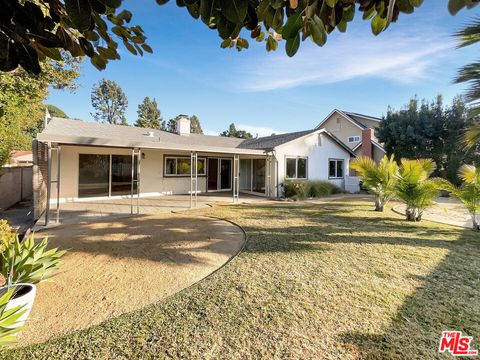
395;159;439;222
437;165;480;230
454;16;480;147
350;155;399;211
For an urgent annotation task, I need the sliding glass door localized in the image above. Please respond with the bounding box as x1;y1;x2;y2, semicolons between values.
239;158;266;194
79;154;137;198
79;154;110;198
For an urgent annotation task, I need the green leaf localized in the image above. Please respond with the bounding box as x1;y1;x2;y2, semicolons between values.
98;0;122;8
220;38;232;48
141;44;153;53
409;0;424;7
448;0;466;15
266;35;278;51
310;15;327;46
285;33;300;57
282;12;304;40
64;0;92;31
337;20;347;33
200;0;216;25
156;0;170;4
325;0;337;8
220;0;248;23
371;14;387;35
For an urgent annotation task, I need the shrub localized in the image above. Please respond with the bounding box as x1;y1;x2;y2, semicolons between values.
1;233;66;287
283;180;341;199
0;220;16;255
284;180;308;199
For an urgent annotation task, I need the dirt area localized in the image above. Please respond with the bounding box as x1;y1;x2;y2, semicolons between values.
16;213;245;346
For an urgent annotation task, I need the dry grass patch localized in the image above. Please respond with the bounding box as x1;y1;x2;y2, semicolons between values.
3;199;479;359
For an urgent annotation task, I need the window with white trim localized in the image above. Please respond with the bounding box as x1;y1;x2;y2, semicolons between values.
164;157;206;176
348;135;360;143
329;159;344;178
285;157;307;179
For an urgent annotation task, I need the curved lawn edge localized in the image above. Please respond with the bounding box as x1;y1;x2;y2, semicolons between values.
9;213;247;349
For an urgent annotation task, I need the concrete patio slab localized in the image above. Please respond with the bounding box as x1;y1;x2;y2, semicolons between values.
17;212;246;346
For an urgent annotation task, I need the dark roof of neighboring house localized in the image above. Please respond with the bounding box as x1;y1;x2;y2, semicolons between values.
316;109;382;130
238;129;317;149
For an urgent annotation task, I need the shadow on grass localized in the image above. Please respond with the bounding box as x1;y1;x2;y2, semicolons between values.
339;226;480;359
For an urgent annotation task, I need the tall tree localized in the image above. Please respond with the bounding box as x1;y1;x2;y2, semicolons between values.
378;95;480;185
166;118;177;133
91;79;128;125
190;115;203;134
1;1;476;75
220;123;253;139
135;97;163;129
45;104;68;118
0;56;79;166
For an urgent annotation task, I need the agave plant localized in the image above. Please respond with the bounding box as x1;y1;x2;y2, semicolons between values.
0;289;26;346
350;155;399;211
395;159;439;222
437;165;480;230
1;233;66;288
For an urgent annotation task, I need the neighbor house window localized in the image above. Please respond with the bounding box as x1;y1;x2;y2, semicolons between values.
348;136;360;143
329;159;344;178
286;157;308;179
164;157;206;176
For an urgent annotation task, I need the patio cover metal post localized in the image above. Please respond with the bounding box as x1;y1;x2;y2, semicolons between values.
45;142;52;226
233;154;240;203
56;145;61;223
137;148;141;214
266;155;271;198
190;151;198;208
131;148;134;214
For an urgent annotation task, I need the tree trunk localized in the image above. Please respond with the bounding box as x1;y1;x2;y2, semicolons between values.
375;197;384;212
472;214;479;230
406;207;415;221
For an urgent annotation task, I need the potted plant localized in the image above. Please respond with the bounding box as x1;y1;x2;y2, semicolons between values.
0;221;66;339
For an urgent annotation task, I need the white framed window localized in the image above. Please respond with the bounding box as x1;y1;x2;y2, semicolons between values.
348;135;360;143
164;156;206;176
329;159;344;179
285;156;308;179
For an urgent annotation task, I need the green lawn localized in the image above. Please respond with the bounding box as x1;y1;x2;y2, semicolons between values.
4;199;480;359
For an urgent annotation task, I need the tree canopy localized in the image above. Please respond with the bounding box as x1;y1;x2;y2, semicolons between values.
190;115;203;134
45;104;68;118
0;56;79;166
220;123;253;139
91;79;128;125
377;95;480;185
2;1;477;75
135;97;163;129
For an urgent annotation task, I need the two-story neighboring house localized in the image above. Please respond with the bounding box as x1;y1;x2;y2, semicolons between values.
315;109;386;165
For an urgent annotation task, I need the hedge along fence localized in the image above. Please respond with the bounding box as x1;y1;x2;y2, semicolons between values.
283;180;342;199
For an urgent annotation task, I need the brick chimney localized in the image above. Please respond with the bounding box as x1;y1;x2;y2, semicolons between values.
362;128;374;158
175;115;190;136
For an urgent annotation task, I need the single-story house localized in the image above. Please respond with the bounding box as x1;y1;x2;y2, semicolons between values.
32;115;356;221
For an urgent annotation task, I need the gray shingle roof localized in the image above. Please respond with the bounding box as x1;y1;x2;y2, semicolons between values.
38;117;262;154
343;111;382;128
238;129;317;150
37;117;355;156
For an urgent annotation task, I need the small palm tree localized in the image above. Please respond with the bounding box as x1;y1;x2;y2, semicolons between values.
437;165;480;230
395;159;439;222
454;16;480;147
351;155;399;211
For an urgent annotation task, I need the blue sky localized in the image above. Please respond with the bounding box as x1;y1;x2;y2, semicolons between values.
47;1;479;136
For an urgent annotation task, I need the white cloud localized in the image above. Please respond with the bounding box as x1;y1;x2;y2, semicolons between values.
237;124;284;137
235;29;453;92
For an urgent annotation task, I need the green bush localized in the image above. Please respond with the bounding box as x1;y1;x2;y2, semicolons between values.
0;220;16;256
283;180;342;199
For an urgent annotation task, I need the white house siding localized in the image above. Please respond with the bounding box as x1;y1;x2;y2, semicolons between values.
274;132;351;195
